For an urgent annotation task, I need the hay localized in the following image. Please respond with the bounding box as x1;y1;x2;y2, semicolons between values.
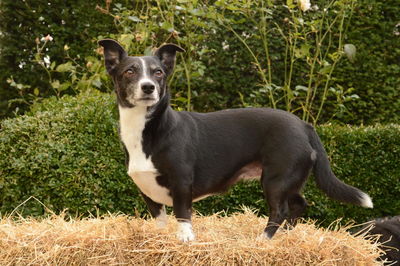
0;210;382;265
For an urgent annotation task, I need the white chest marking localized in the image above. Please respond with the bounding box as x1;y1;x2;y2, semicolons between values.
119;106;173;206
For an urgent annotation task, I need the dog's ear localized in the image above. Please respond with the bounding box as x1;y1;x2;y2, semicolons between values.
154;44;185;76
98;39;127;75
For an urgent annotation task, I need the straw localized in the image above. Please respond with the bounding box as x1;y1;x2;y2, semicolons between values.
0;209;383;265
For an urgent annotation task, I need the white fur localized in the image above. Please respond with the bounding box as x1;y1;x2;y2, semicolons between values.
139;77;155;87
139;58;148;78
360;193;373;208
257;232;270;240
119;105;173;206
177;222;195;242
134;58;159;106
155;206;168;228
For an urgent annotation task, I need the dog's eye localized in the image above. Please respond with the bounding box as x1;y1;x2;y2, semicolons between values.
125;69;135;76
154;70;163;77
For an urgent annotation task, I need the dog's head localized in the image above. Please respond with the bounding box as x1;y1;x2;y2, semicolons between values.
98;39;184;108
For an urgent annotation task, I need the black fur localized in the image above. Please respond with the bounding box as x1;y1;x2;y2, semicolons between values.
354;216;400;265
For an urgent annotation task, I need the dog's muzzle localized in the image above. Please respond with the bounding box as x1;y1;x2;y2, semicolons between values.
127;81;159;107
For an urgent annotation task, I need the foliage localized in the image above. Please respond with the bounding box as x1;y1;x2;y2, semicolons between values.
0;0;399;125
94;0;360;123
0;0;122;118
0;91;145;217
332;0;400;124
0;92;399;225
211;0;360;124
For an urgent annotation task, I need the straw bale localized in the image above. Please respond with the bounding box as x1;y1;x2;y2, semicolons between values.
0;210;383;265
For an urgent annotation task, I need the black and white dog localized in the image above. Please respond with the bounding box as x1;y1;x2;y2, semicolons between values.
98;39;373;242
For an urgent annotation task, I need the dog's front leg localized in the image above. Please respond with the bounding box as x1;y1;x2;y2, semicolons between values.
141;192;168;229
172;186;195;242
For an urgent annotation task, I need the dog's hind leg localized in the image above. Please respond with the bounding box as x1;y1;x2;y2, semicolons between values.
285;153;314;228
286;193;308;228
261;170;291;239
261;160;311;238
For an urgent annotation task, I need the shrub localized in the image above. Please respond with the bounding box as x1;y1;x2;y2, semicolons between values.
0;92;399;225
0;91;146;216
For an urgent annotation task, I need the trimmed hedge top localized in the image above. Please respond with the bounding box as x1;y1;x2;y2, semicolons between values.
0;92;399;224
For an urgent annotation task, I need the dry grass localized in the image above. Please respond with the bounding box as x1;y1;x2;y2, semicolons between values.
0;210;383;265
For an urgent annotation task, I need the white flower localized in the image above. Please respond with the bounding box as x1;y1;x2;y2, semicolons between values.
43;55;51;68
394;22;400;36
222;41;229;51
299;0;311;12
40;34;53;42
312;4;319;11
241;31;251;39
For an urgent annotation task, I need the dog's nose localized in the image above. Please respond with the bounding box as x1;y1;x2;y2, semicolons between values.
141;83;155;94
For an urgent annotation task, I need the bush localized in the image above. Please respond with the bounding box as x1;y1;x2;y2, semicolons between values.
0;91;146;216
0;92;399;225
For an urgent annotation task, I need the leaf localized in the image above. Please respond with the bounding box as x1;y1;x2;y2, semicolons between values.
58;82;71;92
50;61;56;70
319;65;332;75
189;8;202;16
295;85;309;92
119;34;134;48
160;21;174;32
344;44;356;63
175;97;188;103
127;16;142;22
92;78;102;89
144;46;153;56
56;62;75;72
33;88;40;96
294;44;310;58
51;80;60;89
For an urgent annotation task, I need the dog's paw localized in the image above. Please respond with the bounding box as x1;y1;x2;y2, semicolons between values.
154;206;168;229
155;211;168;229
176;222;195;242
256;232;270;240
155;216;168;229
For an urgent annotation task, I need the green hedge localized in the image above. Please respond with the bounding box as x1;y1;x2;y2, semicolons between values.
0;92;399;224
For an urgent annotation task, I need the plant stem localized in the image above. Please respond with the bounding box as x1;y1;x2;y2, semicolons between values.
223;23;276;108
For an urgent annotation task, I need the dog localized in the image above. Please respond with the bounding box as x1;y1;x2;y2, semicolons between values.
98;39;373;242
354;216;400;265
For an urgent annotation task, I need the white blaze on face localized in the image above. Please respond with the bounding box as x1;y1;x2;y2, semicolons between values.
138;57;154;87
133;57;159;106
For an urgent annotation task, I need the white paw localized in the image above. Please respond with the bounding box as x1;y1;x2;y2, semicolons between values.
155;216;168;229
257;230;277;240
155;208;168;229
256;232;270;240
176;222;195;242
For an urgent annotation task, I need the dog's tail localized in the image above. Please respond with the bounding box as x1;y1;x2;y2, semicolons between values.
308;126;373;208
